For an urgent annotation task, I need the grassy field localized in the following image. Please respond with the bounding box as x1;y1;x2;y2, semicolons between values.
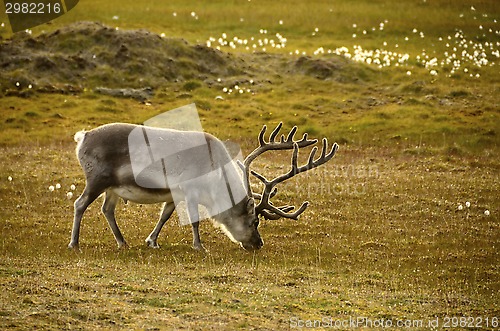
0;0;499;330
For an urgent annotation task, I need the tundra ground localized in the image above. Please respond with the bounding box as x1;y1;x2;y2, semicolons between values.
0;0;499;330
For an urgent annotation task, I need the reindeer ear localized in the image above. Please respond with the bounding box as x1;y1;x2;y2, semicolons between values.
246;198;255;214
236;160;245;173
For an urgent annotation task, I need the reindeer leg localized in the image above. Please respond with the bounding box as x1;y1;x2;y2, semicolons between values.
145;202;175;248
186;200;204;250
68;185;102;249
191;222;203;251
101;191;127;249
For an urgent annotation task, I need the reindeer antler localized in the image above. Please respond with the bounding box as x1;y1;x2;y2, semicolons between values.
243;123;338;220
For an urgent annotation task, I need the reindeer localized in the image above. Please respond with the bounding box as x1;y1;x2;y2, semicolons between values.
68;122;338;251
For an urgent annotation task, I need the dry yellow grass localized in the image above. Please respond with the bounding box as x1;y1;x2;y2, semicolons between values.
0;0;499;329
0;143;498;329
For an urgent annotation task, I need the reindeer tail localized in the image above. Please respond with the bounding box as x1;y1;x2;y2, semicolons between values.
74;130;86;143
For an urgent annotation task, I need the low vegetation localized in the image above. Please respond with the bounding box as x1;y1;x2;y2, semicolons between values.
0;0;498;329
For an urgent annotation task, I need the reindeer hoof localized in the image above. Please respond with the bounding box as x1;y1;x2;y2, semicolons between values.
68;242;79;250
193;244;207;252
117;242;129;249
145;238;160;249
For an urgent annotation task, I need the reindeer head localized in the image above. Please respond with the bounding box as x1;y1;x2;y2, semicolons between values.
214;197;263;251
232;123;338;250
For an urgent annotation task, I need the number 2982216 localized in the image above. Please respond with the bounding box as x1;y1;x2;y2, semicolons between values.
5;2;62;14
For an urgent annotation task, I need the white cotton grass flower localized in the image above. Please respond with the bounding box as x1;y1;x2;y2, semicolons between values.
49;185;55;192
484;210;490;216
465;201;471;208
66;192;74;200
55;183;61;189
458;204;464;211
70;184;76;191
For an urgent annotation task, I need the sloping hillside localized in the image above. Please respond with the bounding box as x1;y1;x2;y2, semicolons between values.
0;21;363;96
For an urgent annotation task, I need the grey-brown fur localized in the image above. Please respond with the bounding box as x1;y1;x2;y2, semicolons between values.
69;123;263;251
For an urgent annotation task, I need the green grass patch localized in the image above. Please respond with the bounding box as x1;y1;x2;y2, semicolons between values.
0;0;499;329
